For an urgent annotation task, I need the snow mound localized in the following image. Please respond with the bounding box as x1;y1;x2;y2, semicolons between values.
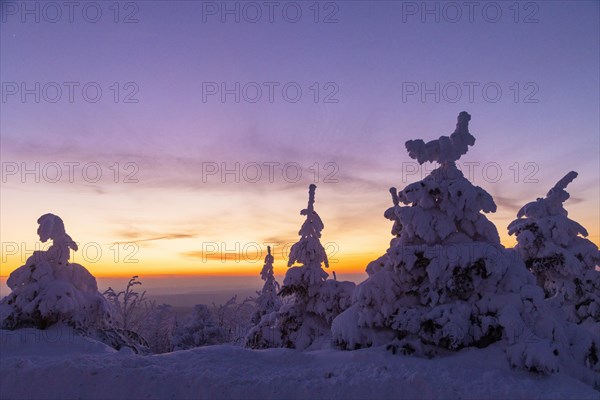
0;324;115;357
1;337;597;399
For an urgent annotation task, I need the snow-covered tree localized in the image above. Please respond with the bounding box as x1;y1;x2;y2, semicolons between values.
103;276;180;353
0;214;111;332
508;172;600;329
172;304;223;350
211;295;256;345
140;302;176;354
104;276;149;332
331;113;599;383
170;295;256;350
100;275;166;353
246;185;355;350
251;246;281;324
0;215;152;353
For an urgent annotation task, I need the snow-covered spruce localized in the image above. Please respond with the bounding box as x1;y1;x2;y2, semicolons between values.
246;185;355;350
0;214;151;353
508;172;600;330
251;246;281;325
331;113;599;384
0;214;111;331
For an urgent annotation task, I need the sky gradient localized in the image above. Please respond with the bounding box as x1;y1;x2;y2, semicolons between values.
1;1;599;292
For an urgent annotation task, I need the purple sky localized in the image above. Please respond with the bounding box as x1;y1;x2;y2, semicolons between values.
1;1;598;283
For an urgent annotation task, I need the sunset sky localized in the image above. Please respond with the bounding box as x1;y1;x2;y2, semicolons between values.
1;1;598;291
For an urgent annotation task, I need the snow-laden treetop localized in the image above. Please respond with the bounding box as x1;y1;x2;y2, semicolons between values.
37;213;78;265
508;171;593;254
260;246;275;281
266;245;273;260
297;184;325;241
385;112;499;245
306;184;316;212
406;111;475;165
287;184;328;268
515;171;580;221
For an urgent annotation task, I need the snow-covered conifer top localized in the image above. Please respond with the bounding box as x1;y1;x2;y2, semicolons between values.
260;246;275;281
405;111;476;165
307;184;316;212
383;113;501;245
37;213;78;265
297;184;325;242
508;171;598;263
287;184;328;269
516;171;579;220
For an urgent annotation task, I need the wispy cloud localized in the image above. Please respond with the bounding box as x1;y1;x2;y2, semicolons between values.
113;231;197;244
493;196;524;213
181;251;264;263
494;194;584;214
2;135;396;196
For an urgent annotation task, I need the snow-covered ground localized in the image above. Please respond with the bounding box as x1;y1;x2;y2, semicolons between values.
1;325;596;400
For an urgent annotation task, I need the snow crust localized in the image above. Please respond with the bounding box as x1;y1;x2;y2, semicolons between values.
1;328;597;400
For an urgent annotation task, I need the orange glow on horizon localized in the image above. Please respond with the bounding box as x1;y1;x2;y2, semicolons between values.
1;219;597;281
0;252;384;279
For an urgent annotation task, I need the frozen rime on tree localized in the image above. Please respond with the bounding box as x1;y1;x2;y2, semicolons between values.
140;303;176;353
211;295;256;345
104;276;148;332
173;296;254;350
0;214;111;332
386;187;403;237
405;111;475;165
390;113;499;247
331;113;600;385
508;172;600;330
284;184;329;287
246;185;354;350
0;215;150;354
35;213;79;266
251;246;281;324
